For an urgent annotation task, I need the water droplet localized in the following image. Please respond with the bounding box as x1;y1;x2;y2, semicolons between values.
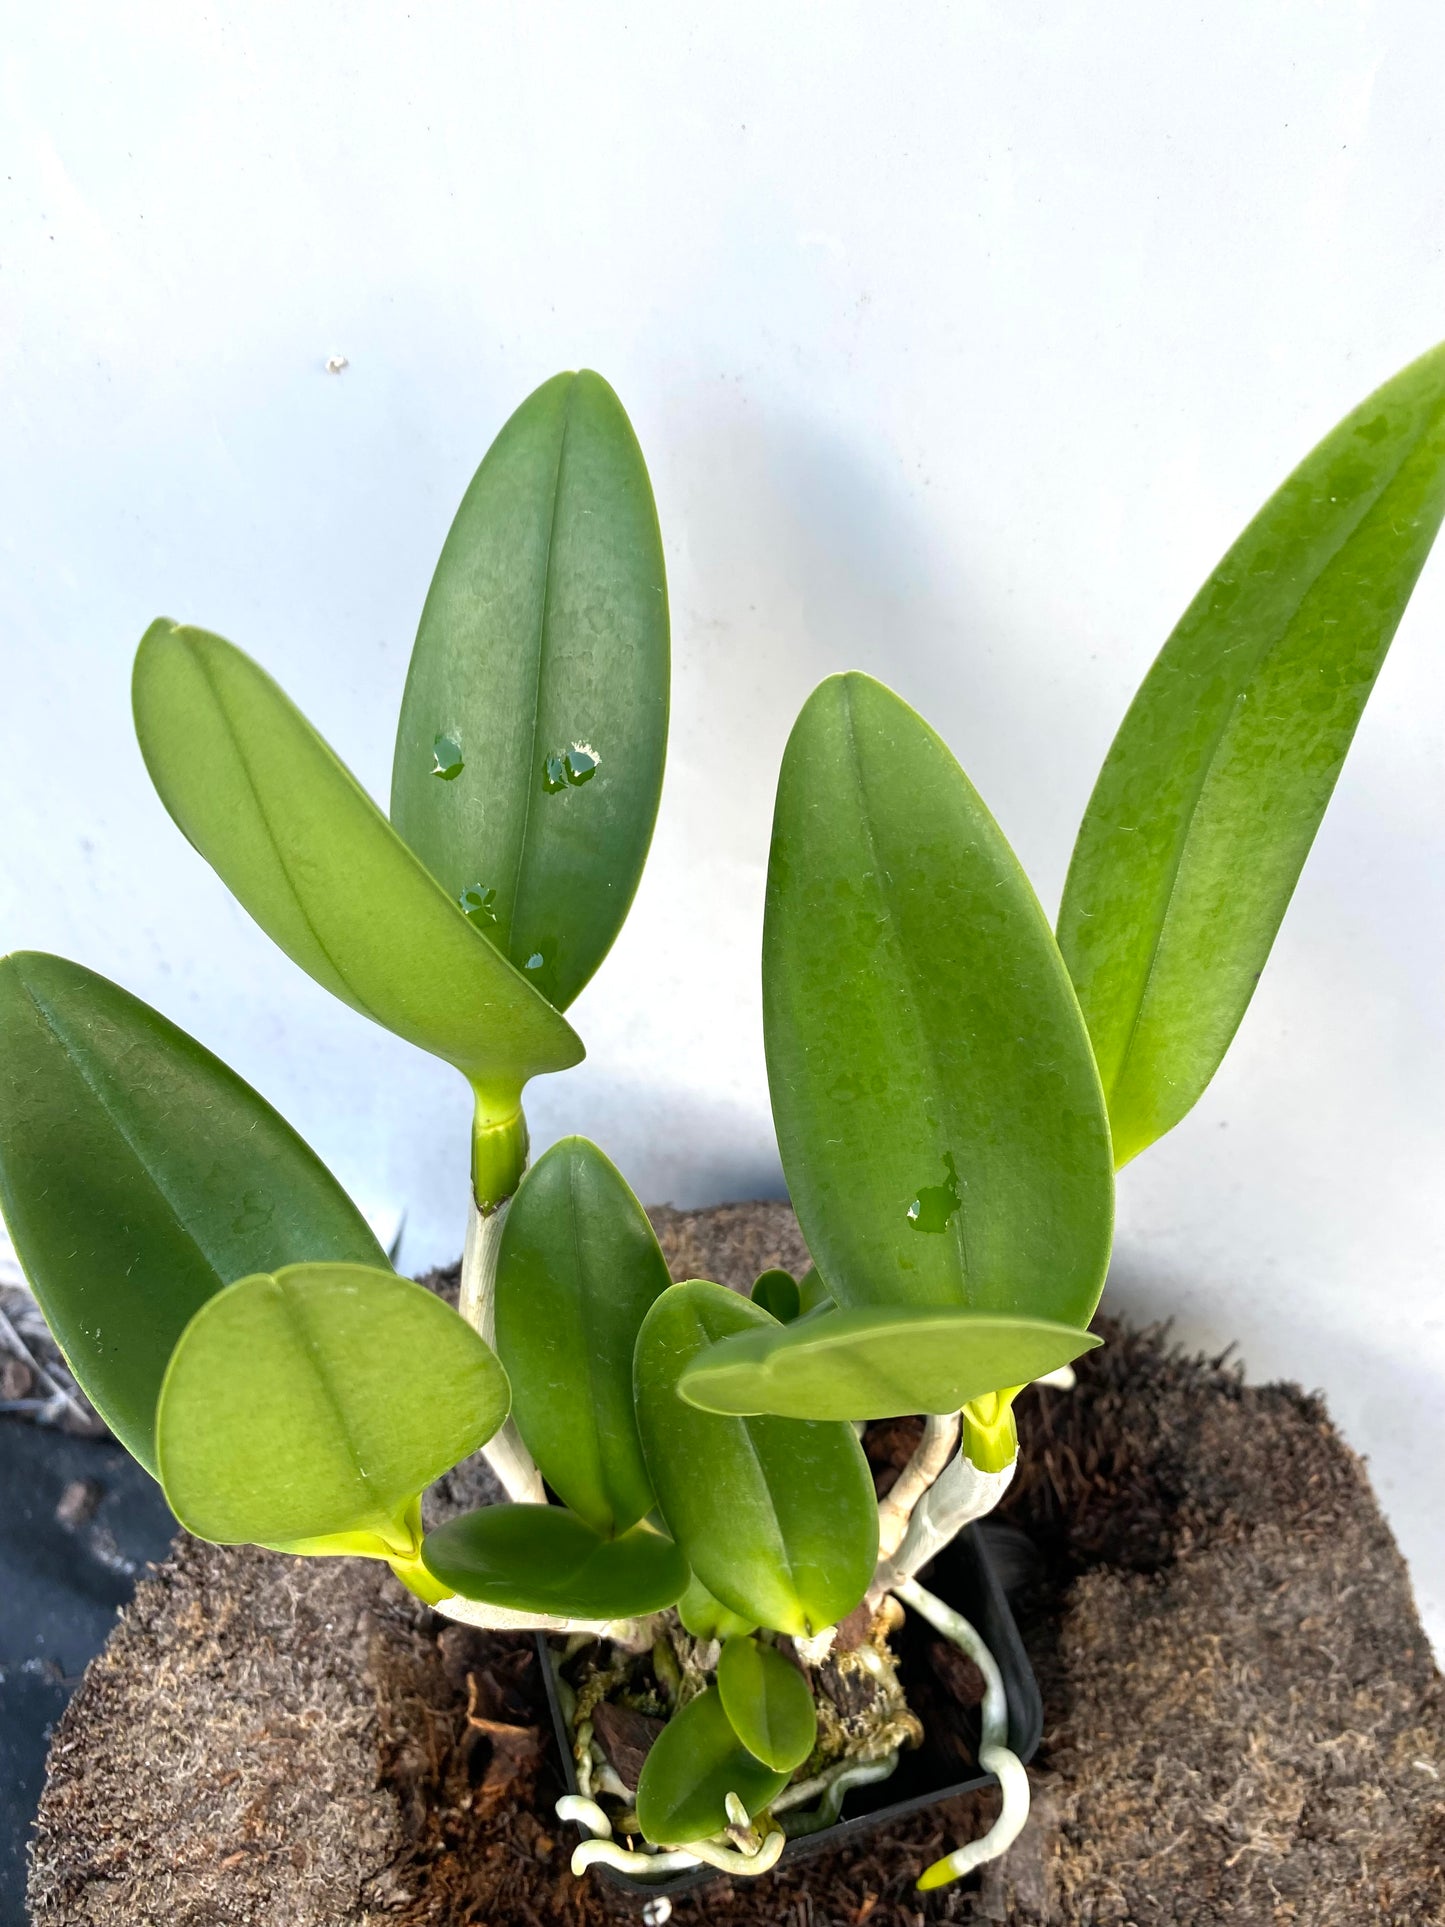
543;742;601;792
459;884;498;930
564;741;599;785
432;733;464;781
907;1153;961;1234
518;937;560;1001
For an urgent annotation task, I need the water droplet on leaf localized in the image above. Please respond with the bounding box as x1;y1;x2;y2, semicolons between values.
907;1153;961;1234
519;938;560;1001
459;884;498;929
543;742;601;791
432;734;464;781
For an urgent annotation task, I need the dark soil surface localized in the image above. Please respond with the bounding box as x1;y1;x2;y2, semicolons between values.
27;1202;1445;1926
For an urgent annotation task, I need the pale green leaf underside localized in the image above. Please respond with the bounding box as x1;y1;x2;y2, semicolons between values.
133;622;582;1114
156;1263;509;1549
678;1305;1100;1420
1059;340;1445;1165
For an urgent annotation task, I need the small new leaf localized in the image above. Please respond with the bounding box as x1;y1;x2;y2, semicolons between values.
493;1137;669;1535
634;1280;878;1637
634;1685;789;1847
717;1636;817;1772
421;1505;687;1619
750;1268;801;1323
156;1264;509;1552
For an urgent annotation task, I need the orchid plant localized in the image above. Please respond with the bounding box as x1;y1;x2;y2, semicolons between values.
2;344;1443;1893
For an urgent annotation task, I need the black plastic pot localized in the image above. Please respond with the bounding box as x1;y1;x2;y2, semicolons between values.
538;1522;1042;1903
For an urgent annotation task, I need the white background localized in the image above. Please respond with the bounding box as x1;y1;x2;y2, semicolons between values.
3;5;1443;1648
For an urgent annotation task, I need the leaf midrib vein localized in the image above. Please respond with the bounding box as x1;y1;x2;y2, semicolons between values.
507;381;576;958
837;685;973;1294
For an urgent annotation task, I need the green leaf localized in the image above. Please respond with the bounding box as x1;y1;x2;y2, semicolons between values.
633;1281;878;1637
132;622;583;1119
677;1570;758;1642
421;1505;687;1619
1059;342;1445;1166
765;673;1113;1326
750;1268;800;1323
679;1305;1100;1420
156;1263;509;1551
391;371;670;1012
634;1686;789;1847
0;953;386;1475
716;1636;817;1772
796;1266;832;1316
493;1136;670;1536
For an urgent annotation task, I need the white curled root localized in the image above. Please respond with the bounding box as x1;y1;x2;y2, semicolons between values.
570;1837;707;1879
682;1828;786;1876
555;1792;786;1882
774;1749;900;1834
891;1574;1030;1889
555;1793;613;1838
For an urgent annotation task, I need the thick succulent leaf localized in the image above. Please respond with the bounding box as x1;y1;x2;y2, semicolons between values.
677;1571;758;1641
421;1505;687;1619
750;1268;801;1323
634;1281;877;1637
635;1686;789;1847
765;673;1113;1322
391;370;669;1012
157;1264;508;1551
678;1304;1099;1420
1059;342;1445;1165
493;1137;669;1536
132;622;583;1115
716;1636;817;1772
0;952;386;1474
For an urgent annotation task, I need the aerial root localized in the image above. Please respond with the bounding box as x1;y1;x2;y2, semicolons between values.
890;1574;1030;1890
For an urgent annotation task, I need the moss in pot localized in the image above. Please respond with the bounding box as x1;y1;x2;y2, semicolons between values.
3;344;1445;1905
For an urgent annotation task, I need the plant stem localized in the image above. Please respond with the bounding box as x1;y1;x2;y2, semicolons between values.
960;1388;1020;1473
875;1412;960;1563
470;1097;529;1213
891;1574;1031;1890
458;1181;547;1504
774;1749;901;1834
873;1445;1017;1598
